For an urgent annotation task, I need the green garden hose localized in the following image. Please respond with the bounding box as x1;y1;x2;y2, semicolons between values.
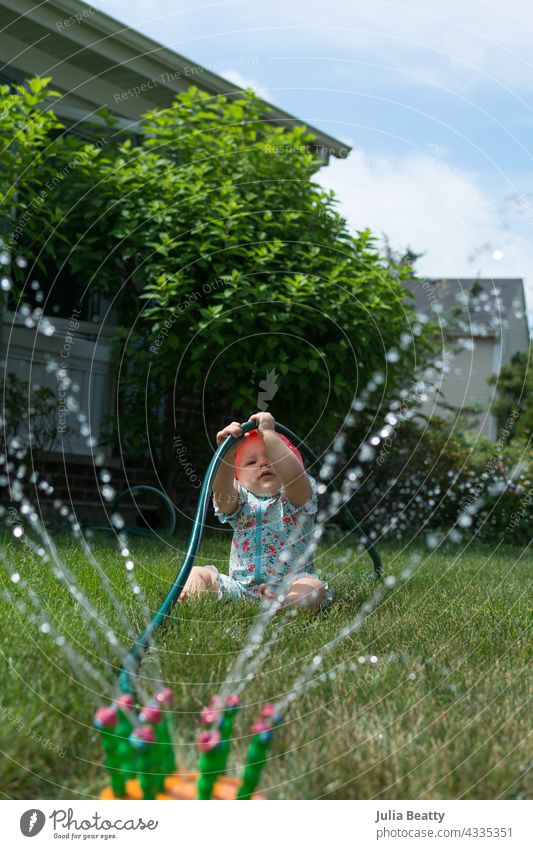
118;420;382;694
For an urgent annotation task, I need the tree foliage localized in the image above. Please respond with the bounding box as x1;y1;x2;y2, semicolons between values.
1;78;433;496
489;345;533;441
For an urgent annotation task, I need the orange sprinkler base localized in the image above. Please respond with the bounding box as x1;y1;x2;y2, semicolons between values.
100;773;266;800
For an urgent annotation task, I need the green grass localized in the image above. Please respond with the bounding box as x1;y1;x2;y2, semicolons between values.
0;528;531;800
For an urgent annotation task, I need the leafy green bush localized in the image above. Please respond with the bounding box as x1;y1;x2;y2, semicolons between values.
1;77;435;499
339;416;532;545
1;372;75;457
488;344;533;441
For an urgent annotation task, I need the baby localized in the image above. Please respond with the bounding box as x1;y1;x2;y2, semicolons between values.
181;412;331;608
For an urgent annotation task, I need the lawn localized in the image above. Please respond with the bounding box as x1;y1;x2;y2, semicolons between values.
0;528;530;800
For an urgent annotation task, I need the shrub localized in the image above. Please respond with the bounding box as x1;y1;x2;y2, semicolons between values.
335;417;532;546
1;78;435;501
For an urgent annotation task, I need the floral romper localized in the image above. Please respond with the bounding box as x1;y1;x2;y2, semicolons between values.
210;473;332;604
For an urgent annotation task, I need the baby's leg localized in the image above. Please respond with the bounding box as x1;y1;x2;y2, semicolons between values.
180;566;220;600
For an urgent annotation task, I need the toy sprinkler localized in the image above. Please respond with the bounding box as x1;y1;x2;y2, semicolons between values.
96;421;383;800
97;691;269;801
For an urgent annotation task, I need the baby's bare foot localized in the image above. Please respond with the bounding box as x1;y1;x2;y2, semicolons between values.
258;582;274;598
259;583;286;609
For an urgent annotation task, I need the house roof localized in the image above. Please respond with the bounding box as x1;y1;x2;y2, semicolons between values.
0;0;350;165
403;277;529;339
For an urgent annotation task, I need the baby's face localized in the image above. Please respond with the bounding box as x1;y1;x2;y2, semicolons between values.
235;437;281;497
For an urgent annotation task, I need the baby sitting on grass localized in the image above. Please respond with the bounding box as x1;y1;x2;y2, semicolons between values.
181;412;332;608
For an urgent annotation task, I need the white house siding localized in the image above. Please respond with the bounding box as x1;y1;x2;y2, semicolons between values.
422;337;497;440
403;278;530;442
1;313;115;456
501;302;529;365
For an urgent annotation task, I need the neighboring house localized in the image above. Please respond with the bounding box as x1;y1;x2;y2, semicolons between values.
0;0;349;461
403;277;530;440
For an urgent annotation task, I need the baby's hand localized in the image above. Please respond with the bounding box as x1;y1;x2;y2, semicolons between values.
248;412;275;436
216;421;244;447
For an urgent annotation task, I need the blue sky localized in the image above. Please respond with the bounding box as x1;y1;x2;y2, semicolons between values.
92;0;533;327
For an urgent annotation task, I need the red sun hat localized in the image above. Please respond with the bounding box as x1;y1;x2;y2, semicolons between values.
234;430;304;480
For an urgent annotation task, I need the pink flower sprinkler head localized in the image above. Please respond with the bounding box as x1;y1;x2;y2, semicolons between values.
140;705;162;725
94;707;117;729
154;688;173;707
200;706;220;726
132;725;156;745
197;729;221;752
251;720;272;735
114;694;135;712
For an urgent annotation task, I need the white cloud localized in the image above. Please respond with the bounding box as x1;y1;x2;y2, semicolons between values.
218;69;272;101
317;146;533;328
91;0;533;92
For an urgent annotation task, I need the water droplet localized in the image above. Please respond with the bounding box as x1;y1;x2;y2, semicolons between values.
358;444;375;462
111;513;124;528
458;513;472;528
10;572;20;583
